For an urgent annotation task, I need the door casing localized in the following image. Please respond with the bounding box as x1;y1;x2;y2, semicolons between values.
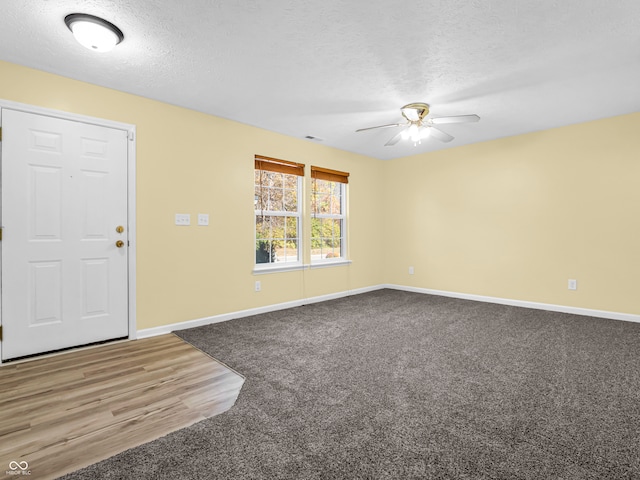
0;99;137;364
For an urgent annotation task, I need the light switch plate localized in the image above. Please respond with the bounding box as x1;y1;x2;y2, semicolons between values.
175;213;190;226
198;213;209;226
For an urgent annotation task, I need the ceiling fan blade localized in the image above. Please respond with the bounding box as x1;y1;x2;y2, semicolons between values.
428;126;454;143
385;128;407;146
355;123;402;133
429;114;480;125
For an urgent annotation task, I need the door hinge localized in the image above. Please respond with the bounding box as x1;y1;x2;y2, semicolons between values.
0;325;3;342
0;227;3;241
0;126;3;142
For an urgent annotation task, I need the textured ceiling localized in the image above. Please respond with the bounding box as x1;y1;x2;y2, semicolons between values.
1;0;639;160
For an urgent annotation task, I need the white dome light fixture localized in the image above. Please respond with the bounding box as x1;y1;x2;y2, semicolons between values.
64;13;124;52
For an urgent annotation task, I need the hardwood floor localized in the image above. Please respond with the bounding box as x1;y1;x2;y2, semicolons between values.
0;334;244;480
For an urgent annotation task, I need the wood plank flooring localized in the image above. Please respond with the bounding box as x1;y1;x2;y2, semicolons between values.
0;334;244;480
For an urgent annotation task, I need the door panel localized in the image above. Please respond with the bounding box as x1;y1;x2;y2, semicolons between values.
1;108;129;360
82;258;110;318
82;172;109;239
30;165;63;239
29;260;63;325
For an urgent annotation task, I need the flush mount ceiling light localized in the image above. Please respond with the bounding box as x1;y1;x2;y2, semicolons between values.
64;13;124;52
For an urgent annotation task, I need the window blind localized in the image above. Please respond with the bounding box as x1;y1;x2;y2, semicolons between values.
255;155;305;176
311;166;349;184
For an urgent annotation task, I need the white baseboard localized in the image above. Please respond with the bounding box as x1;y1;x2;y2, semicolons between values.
137;283;640;339
136;285;385;339
384;284;640;324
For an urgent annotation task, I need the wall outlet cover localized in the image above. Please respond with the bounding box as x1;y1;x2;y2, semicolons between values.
175;213;191;226
198;213;209;226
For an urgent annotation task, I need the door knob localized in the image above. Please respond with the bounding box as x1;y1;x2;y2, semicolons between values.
115;240;125;248
116;226;124;233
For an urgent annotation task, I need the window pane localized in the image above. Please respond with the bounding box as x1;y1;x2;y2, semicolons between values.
256;240;274;264
262;171;283;188
270;172;284;188
311;217;322;249
330;218;341;237
283;239;298;263
255;186;267;211
256;215;269;240
330;194;342;215
262;171;274;188
316;179;331;194
285;216;298;240
316;192;331;214
270;216;285;243
284;174;297;189
325;244;340;258
284;189;297;212
318;218;336;239
268;187;284;211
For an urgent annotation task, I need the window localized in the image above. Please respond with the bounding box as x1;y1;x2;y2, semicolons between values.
254;156;304;267
311;166;349;262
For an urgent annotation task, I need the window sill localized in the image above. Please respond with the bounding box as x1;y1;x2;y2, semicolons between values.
253;263;305;275
309;259;352;269
253;259;352;274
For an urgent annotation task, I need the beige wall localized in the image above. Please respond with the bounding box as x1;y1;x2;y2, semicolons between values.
1;60;638;330
383;113;640;314
0;61;384;330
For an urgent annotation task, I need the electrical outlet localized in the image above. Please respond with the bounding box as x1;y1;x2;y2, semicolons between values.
568;279;577;290
175;213;190;226
409;266;415;275
197;213;209;226
255;280;261;292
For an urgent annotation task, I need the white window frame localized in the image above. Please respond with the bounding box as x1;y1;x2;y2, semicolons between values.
311;179;347;264
254;173;303;273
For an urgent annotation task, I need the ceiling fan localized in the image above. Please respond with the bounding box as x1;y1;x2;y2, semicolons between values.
356;102;480;146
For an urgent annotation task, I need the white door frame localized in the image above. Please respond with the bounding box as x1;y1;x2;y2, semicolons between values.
0;99;137;364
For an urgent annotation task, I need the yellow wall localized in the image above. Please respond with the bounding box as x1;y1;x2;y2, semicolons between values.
1;60;638;328
0;61;384;330
383;113;640;314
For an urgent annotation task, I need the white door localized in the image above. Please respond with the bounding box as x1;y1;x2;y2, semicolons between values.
1;108;129;360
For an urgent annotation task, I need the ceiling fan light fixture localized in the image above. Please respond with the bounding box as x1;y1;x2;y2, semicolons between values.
408;124;421;143
356;101;479;147
65;13;124;52
402;109;420;122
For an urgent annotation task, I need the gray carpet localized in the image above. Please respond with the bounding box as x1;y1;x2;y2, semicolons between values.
63;289;640;479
